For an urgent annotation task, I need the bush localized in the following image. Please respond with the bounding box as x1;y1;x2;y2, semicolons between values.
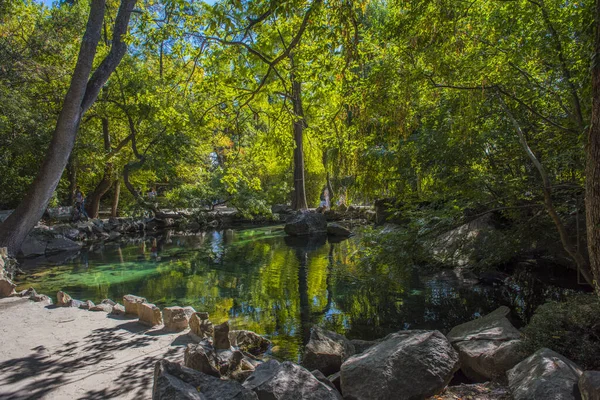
522;294;600;369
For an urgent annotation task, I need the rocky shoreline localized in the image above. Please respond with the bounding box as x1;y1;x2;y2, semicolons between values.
2;257;599;400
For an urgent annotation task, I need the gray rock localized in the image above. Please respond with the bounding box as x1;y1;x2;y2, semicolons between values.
328;372;341;394
303;326;355;376
79;300;95;310
89;303;113;312
153;360;257;400
182;306;196;319
326;223;352;237
214;321;231;349
580;371;600;400
507;348;582;400
101;298;116;306
284;212;327;236
20;235;47;257
340;330;459;400
229;330;271;355
243;360;342;400
184;342;221;377
45;237;81;254
447;306;525;382
110;303;126;316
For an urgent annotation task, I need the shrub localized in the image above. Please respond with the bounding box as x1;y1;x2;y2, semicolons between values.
522;294;600;369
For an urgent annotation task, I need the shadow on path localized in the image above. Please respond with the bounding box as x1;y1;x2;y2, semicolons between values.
0;320;189;400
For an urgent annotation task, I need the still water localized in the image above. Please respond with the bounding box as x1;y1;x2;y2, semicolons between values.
14;225;578;361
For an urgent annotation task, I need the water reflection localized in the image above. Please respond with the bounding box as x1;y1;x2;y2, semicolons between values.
15;225;580;361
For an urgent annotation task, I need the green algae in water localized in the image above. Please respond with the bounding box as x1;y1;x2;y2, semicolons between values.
15;225;578;361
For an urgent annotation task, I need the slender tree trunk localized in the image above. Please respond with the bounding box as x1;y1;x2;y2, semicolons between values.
0;0;136;255
586;0;600;294
67;155;78;205
111;179;120;217
87;117;113;218
290;55;308;210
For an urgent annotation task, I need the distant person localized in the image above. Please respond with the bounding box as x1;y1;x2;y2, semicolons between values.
148;187;157;200
324;188;330;210
73;186;88;220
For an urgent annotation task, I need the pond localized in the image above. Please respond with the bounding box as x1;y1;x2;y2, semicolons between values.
14;225;581;362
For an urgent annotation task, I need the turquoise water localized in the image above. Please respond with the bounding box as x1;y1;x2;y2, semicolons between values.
14;225;576;361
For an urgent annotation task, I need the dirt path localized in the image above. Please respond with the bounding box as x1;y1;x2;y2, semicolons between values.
0;297;193;399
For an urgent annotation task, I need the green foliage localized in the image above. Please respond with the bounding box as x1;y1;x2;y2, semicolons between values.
522;295;600;369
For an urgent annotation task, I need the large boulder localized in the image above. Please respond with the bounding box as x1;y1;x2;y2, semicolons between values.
138;303;163;326
446;306;526;382
229;330;271;355
163;306;190;331
45;237;81;254
153;360;257;400
123;294;147;316
326;223;352;237
20;235;47;257
340;330;459;400
507;348;582;400
580;371;600;400
302;326;355;376
284;212;327;236
243;360;342;400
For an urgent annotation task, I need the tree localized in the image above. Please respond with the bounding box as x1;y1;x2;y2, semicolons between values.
587;0;600;294
0;0;137;255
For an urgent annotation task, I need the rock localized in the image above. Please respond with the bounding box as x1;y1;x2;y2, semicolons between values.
108;231;121;241
184;342;221;377
45;237;81;254
163;306;190;331
328;372;341;394
284;212;327;236
214;321;231;349
56;291;73;306
349;339;379;354
0;278;16;298
580;371;600;400
101;298;116;306
79;300;95;310
197;311;209;320
31;294;52;304
20;235;47;257
231;369;254;383
243;360;342;400
182;306;196;319
507;348;582;400
138;302;163;326
229;330;271;355
326;223;352;237
446;306;525;382
311;370;336;390
303;326;355;376
123;294;147;316
89;303;113;312
153;360;257;400
110;303;126;316
189;313;214;338
340;330;459;400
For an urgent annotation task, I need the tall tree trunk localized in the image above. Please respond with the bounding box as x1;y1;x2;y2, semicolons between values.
0;0;136;255
290;55;308;210
111;179;120;217
67;155;78;205
586;0;600;294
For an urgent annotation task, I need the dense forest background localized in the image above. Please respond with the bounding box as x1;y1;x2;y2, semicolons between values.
1;0;600;288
